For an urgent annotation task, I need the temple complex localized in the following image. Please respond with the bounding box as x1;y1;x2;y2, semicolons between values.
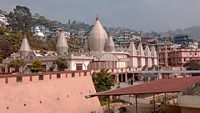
3;16;158;82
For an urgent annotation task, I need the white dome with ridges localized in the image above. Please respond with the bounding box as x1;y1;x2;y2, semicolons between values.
88;16;108;52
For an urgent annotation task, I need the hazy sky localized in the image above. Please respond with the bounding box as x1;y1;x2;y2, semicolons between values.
1;0;200;32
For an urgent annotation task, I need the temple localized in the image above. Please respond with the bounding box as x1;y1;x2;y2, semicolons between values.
33;26;44;37
1;16;199;113
3;16;158;81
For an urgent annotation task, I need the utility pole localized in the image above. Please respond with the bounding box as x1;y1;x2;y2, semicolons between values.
157;37;160;79
164;37;169;67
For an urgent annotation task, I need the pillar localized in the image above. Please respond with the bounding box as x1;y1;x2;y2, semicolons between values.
125;73;128;83
135;95;138;113
115;74;119;83
153;94;156;112
5;64;8;73
120;74;123;82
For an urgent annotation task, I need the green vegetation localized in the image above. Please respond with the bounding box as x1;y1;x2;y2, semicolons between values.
31;59;44;73
9;59;26;72
92;69;115;106
0;5;89;63
8;6;32;32
53;58;68;71
92;69;115;92
0;28;24;62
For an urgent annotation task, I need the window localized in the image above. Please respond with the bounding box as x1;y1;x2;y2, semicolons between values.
16;76;22;82
178;58;181;63
76;63;83;70
72;73;75;77
57;74;61;78
39;75;43;80
84;72;87;76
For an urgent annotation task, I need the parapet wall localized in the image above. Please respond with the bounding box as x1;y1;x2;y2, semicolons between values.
178;95;200;108
0;71;102;113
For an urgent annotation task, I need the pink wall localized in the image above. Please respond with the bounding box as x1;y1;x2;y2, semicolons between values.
0;71;102;113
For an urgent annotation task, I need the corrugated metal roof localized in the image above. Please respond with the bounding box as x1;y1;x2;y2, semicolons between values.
90;76;200;96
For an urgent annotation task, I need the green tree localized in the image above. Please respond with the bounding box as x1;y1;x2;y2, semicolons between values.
31;59;43;73
8;5;32;32
92;69;115;92
183;60;200;76
0;28;27;63
9;59;26;72
53;58;68;71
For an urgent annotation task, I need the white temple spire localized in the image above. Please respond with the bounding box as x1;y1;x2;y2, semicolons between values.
150;46;157;57
129;42;137;56
19;35;31;57
88;15;108;52
145;45;151;57
105;35;115;52
56;27;68;55
137;43;144;56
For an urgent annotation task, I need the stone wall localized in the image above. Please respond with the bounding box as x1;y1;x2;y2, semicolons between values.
178;95;200;108
0;71;102;113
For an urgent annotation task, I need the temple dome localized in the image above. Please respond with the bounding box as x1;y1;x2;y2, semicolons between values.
56;28;68;55
137;43;144;56
88;16;108;52
19;35;31;57
145;45;151;57
105;35;115;52
129;42;137;56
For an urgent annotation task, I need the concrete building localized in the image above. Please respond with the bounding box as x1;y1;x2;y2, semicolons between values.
0;14;8;27
159;46;200;67
173;35;189;48
33;26;44;37
51;28;70;39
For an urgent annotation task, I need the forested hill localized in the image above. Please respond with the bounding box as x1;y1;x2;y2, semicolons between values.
0;5;88;62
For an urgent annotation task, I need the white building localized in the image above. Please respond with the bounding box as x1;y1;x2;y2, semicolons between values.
33;26;44;37
0;14;8;27
51;28;70;39
3;16;158;76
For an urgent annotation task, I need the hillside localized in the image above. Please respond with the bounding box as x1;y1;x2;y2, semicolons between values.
184;26;200;40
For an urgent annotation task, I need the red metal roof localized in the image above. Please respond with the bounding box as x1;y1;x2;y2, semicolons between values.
90;76;200;96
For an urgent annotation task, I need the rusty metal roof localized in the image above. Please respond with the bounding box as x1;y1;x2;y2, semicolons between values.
90;76;200;96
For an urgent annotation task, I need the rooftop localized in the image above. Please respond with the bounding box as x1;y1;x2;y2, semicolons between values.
90;76;200;96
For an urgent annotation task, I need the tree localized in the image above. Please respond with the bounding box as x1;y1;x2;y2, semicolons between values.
31;59;43;73
9;59;26;72
0;28;30;63
92;69;115;92
183;60;200;76
92;69;115;106
8;5;32;32
53;58;68;71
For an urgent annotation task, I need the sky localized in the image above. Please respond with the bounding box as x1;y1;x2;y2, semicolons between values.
1;0;200;32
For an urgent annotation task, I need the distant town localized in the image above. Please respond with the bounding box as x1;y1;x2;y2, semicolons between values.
0;5;200;113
